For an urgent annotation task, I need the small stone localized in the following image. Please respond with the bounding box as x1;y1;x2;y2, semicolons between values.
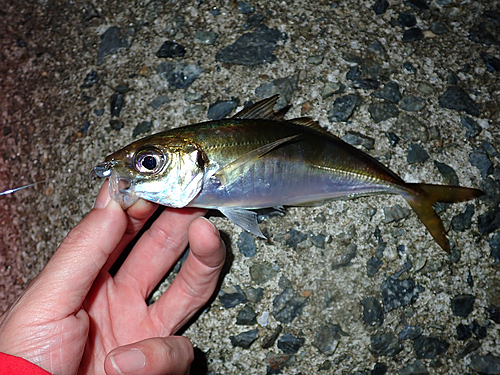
308;232;326;249
284;229;308;250
417;82;434;95
383;204;411;223
457;339;481;359
470;149;493;178
461;116;482;138
469;354;500;374
219;285;248;308
469;19;499;45
403;28;424;42
156;62;203;89
272;288;308;323
368;40;387;59
451;204;474;232
372;362;388;375
368;102;399;123
109;119;124;131
236;304;257;325
331;243;357;269
471;320;487;339
318;360;332;371
207;98;240;120
399;325;422;340
399;95;426;111
193;30;218;45
244;287;264;303
403;62;417;73
481;52;500;72
215;25;285;65
250;262;278;284
438;86;481;116
386;132;400;146
229;329;259;349
110;92;124;117
381;276;424;312
346;65;380;89
370;333;402;357
407;143;429;164
132;121;152;138
372;82;402;103
399;360;429;375
405;0;429;10
149;95;170;110
277;334;305;354
296;238;313;252
430;21;448;35
457;323;472;341
184;91;205;102
328;94;362;122
261;325;282;349
238;1;254;14
93;108;104;116
451;294;475;317
367;257;383;277
361;297;384;327
237;231;257;257
373;0;390;15
398;13;417;27
434;161;459;185
393;114;429;142
307;54;323;64
478;208;500;236
156;41;186;58
482;141;498;157
488;304;500;324
97;26;134;65
488;232;500;265
413;336;449;359
266;352;295;372
81;70;99;88
342;131;375;150
242;13;266;30
313;323;346;355
82;3;99;22
255;74;299;110
321;82;344;99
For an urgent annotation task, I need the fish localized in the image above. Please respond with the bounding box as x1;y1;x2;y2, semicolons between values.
92;95;483;252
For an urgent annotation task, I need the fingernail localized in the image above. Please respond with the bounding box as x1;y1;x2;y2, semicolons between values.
200;217;219;236
93;193;112;209
110;348;146;375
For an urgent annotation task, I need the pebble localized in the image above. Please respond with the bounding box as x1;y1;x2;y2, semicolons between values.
255;74;299;110
82;3;99;22
373;0;389;15
149;95;170;110
457;323;472;341
307;54;323;65
215;25;285;65
97;26;134;65
472;320;487;339
250;262;278;284
238;1;254;14
482;141;498;157
242;13;266;30
110;92;125;117
488;232;500;265
261;325;282;349
368;102;399;123
207;98;240;120
481;52;500;72
272;288;308;323
381;276;424;312
81;70;99;88
346;65;380;90
283;228;308;250
244;287;264;303
488;304;500;324
321;82;344;99
156;41;186;58
399;95;426;111
342;131;375;150
383;204;410;223
229;329;259;349
403;28;424;42
478;207;500;236
237;231;257;257
193;30;218;45
434;161;459;185
461;116;482;138
367;257;383;277
236;304;257;325
184;91;205;102
277;334;305;354
308;231;326;249
266;352;295;373
328;94;362;122
108;119;124;131
451;294;475;317
457;339;481;359
469;354;500;374
331;243;357;269
132;121;152;138
361;297;384;327
372;362;388;375
405;0;429;10
413;335;449;359
398;13;417;27
313;323;346;355
438;86;481;116
416;82;434;95
407;143;429;164
430;21;448;35
372;82;402;103
219;285;248;308
470;149;493;178
398;325;422;340
393;114;429;142
469;18;499;45
399;360;429;375
370;333;402;357
403;62;417;73
156;62;203;89
451;204;474;232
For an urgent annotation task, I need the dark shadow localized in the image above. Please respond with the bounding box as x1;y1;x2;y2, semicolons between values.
189;347;209;375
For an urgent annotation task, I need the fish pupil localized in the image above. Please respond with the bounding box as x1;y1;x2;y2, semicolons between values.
142;155;157;170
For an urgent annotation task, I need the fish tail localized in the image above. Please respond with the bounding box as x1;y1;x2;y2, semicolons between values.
403;183;483;252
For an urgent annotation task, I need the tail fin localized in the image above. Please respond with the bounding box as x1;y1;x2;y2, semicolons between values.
403;183;483;252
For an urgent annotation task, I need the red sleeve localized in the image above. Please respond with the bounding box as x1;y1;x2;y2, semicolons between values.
0;352;51;375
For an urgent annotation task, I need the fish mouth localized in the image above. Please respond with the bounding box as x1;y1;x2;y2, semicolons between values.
92;161;116;178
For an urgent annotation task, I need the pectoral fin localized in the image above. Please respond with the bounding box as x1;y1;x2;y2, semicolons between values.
214;134;300;185
219;207;266;238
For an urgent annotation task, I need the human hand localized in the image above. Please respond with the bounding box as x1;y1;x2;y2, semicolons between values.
0;181;226;375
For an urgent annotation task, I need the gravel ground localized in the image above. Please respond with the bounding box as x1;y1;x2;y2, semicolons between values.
1;0;499;374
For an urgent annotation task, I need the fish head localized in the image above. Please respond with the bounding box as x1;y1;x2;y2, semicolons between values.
93;134;207;209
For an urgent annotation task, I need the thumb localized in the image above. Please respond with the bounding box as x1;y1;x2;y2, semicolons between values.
105;336;194;375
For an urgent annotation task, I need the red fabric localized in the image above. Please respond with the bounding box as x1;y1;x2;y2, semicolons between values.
0;352;51;375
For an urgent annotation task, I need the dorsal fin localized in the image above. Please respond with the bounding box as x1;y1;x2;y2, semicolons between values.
288;117;335;136
233;95;290;120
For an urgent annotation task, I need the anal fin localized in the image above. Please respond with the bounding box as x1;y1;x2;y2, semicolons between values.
219;207;266;238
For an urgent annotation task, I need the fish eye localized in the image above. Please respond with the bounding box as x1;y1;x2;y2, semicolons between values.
134;148;166;174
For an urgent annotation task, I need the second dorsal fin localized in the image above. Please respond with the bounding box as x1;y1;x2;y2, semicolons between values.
288;117;337;137
232;95;290;120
